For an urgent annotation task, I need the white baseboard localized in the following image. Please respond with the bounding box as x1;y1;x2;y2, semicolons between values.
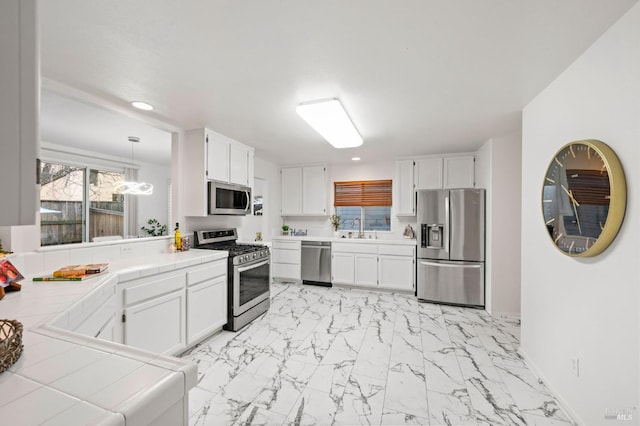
518;347;582;426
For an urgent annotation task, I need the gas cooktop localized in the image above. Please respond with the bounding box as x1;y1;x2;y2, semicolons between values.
193;228;269;265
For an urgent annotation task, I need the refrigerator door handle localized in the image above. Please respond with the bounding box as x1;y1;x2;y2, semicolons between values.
419;261;482;269
444;195;450;253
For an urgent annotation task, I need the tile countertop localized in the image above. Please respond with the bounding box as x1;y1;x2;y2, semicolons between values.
272;236;417;245
0;249;227;426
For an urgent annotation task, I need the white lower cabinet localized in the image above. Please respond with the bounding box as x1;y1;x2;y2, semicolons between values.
378;255;414;291
331;252;355;284
272;239;301;281
124;288;187;355
120;259;228;356
332;242;415;291
186;261;228;345
354;254;378;286
378;244;415;291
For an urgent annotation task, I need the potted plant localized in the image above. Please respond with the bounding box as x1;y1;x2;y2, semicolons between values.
281;224;290;236
140;219;168;237
330;214;341;237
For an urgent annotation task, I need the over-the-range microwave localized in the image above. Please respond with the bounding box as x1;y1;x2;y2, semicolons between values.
208;181;252;215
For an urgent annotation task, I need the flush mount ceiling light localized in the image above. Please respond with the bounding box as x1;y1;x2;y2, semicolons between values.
115;136;154;195
131;101;154;111
351;157;361;161
296;98;363;149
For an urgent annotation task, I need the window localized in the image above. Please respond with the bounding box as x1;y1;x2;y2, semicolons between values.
40;161;125;246
334;180;392;231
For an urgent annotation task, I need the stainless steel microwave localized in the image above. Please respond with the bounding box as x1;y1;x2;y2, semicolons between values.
208;181;252;215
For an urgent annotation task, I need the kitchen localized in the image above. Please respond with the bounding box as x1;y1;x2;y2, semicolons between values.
1;1;639;425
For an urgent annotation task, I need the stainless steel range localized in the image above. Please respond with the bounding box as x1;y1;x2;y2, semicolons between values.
194;228;270;331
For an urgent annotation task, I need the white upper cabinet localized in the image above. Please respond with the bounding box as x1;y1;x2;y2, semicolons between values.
395;154;474;216
414;157;443;190
207;130;254;187
302;165;327;215
281;167;303;215
0;0;38;226
182;128;255;216
229;142;252;186
443;156;475;188
207;132;230;182
394;160;416;216
415;155;474;190
281;165;327;216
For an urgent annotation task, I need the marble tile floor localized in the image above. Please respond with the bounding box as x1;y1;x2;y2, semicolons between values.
182;282;574;426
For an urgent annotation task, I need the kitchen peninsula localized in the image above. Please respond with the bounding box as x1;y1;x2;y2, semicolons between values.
0;237;227;425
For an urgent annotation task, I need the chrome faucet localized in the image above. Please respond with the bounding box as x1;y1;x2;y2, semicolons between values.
352;218;364;238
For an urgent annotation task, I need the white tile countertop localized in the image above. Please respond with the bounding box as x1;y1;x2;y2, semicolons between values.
0;248;227;425
272;235;417;245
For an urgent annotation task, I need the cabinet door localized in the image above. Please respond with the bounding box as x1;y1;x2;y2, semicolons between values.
281;167;303;215
187;276;227;344
415;157;443;190
354;254;378;287
229;142;249;186
208;133;231;182
272;262;301;281
395;160;415;215
332;253;354;284
444;156;475;188
378;255;414;291
302;166;327;215
124;289;187;355
0;0;38;226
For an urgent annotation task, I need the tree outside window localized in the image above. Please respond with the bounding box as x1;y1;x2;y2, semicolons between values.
40;161;125;246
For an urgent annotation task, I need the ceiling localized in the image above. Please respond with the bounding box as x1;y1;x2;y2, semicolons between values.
39;1;638;166
41;90;172;165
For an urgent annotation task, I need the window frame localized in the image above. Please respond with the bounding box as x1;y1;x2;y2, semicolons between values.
334;180;392;232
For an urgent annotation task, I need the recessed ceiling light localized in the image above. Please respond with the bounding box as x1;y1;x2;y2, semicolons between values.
352;157;361;161
131;101;154;111
296;98;362;149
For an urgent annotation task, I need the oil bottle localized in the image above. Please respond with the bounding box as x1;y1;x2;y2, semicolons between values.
174;222;182;251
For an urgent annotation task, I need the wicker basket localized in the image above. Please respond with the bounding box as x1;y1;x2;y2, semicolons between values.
0;319;23;373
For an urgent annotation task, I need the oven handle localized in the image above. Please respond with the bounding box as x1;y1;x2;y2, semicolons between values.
237;259;269;273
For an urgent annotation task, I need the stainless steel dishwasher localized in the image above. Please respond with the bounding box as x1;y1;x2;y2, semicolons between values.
301;241;332;287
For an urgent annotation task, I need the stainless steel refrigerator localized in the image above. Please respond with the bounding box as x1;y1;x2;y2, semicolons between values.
416;189;485;307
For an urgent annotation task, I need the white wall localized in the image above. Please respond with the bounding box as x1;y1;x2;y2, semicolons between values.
137;161;171;235
521;3;640;424
476;131;522;316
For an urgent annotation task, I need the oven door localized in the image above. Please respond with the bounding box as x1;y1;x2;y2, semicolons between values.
233;257;270;316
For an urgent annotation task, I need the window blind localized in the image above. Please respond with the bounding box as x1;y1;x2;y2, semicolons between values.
334;180;392;207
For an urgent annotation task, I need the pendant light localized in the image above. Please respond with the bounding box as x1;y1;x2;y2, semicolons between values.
115;136;154;195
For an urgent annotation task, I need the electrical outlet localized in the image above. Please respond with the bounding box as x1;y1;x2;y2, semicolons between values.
571;358;580;377
120;246;132;255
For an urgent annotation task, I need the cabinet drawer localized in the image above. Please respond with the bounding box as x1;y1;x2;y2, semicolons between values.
186;261;227;286
272;240;301;250
123;272;186;306
272;263;301;280
378;244;415;256
272;249;300;264
332;242;378;254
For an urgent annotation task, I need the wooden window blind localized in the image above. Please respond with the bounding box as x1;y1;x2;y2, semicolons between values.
334;180;392;207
